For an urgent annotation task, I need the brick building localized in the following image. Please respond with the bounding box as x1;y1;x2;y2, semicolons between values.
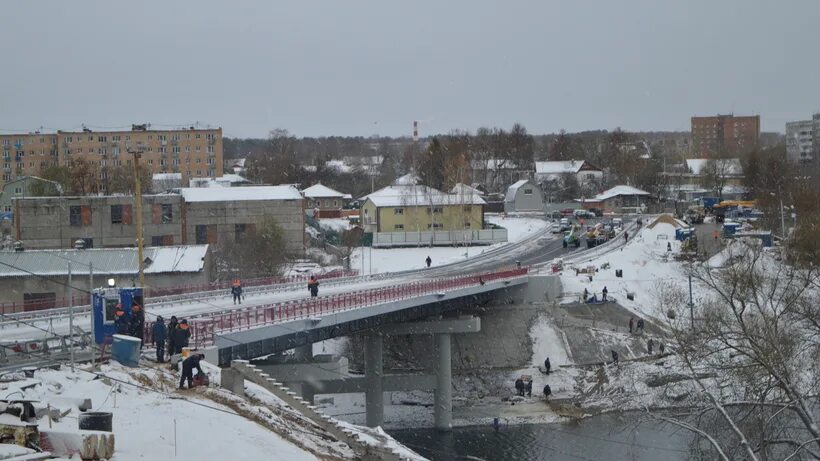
0;125;223;190
691;114;760;157
13;186;305;253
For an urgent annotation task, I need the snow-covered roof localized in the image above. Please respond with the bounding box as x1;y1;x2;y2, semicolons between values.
535;160;590;174
175;185;302;202
153;173;182;181
504;179;535;202
450;183;483;196
470;159;522;171
0;245;209;277
393;173;420;186
302;183;348;199
325;160;352;173
686;158;743;176
363;185;486;207
593;185;651;201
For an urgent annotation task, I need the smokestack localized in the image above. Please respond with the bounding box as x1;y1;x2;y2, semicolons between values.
413;121;419;142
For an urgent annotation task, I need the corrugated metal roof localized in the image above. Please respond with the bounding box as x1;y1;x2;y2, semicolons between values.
0;245;208;278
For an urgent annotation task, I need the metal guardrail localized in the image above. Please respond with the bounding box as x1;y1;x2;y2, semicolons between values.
142;267;530;347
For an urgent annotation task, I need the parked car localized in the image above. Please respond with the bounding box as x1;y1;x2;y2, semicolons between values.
573;209;593;219
588;208;603;217
560;208;575;216
559;218;571;231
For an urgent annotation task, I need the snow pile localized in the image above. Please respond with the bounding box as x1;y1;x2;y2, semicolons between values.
317;218;352;233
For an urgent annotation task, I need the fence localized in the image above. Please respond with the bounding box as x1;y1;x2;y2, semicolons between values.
0;269;358;315
372;229;508;248
142;267;529;347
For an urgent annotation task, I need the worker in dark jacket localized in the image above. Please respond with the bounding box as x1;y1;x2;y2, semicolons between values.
308;276;319;297
153;316;168;363
172;319;191;354
167;316;179;358
544;357;551;375
179;353;205;389
129;304;145;347
114;305;129;335
231;282;243;305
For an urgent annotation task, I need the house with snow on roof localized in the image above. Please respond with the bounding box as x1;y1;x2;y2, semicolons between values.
580;185;652;214
534;160;603;186
504;179;545;213
301;183;353;218
359;183;486;234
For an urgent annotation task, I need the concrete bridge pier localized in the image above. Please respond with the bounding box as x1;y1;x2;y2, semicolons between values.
434;333;452;431
364;334;384;428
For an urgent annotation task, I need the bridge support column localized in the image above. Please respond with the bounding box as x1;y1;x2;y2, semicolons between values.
293;344;312;361
364;334;384;428
434;333;452;431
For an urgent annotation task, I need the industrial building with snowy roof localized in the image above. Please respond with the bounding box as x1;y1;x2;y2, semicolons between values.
0;245;212;310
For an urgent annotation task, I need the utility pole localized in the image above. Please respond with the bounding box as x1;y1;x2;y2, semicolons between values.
129;146;146;287
89;262;95;368
68;262;75;372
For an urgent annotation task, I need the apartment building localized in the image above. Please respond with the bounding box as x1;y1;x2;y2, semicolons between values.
785;114;820;165
0;125;223;190
691;114;760;157
13;185;305;253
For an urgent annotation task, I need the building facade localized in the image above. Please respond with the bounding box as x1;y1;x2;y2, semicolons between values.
785;114;820;165
0;125;223;191
0;176;62;214
691;114;760;157
14;186;305;253
504;179;545;212
360;185;485;233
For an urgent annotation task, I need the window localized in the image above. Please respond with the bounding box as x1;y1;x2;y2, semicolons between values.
207;145;214;153
523;188;533;195
207;158;215;165
463;206;472;212
427;223;443;229
173;146;180;153
464;222;471;228
195;225;208;244
14;187;22;194
394;224;404;230
97;136;107;142
172;134;180;141
73;237;93;248
173;159;180;165
195;133;201;139
69;206;82;226
151;235;174;246
427;206;443;214
394;208;404;215
162;203;173;223
110;204;133;224
196;146;201;152
112;135;120;142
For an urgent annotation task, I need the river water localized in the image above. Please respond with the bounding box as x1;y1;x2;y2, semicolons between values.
390;412;694;461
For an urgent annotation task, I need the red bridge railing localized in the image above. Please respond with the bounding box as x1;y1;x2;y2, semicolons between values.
142;267;528;347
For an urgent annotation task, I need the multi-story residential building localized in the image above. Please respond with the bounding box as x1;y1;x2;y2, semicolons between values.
0;125;223;190
691;114;760;157
13;186;305;253
785;114;820;165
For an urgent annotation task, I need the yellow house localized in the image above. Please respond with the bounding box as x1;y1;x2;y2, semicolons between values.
361;184;486;233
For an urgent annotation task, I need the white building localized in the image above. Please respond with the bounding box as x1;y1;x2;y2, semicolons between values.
786;114;819;164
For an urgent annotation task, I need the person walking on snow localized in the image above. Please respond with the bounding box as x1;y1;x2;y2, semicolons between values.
611;350;619;364
647;338;654;354
425;256;432;268
602;286;608;302
179;353;205;389
659;342;665;354
153;316;167;363
629;317;635;334
544;357;551;375
624;231;629;242
543;384;552;400
308;276;320;297
231;282;243;305
637;318;645;334
667;242;672;252
129;303;145;346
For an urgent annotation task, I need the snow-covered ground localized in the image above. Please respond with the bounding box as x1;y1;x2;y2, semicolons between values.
349;216;548;275
559;220;693;323
0;363;342;460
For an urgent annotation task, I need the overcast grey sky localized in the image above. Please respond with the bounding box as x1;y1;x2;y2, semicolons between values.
1;0;818;138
